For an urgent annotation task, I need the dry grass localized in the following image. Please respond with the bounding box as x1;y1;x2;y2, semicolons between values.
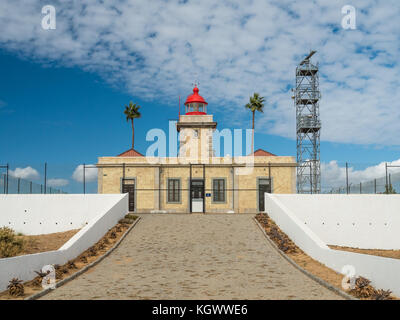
329;245;400;260
255;213;396;300
16;230;80;256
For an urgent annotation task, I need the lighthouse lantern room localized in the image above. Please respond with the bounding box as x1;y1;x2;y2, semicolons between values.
184;85;208;115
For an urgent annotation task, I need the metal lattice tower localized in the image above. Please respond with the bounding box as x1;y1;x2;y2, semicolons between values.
294;51;321;194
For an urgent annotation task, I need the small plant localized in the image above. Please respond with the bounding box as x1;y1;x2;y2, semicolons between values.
34;270;48;278
0;227;24;258
109;231;117;239
54;264;68;279
349;277;375;298
7;278;24;296
79;255;88;263
88;246;97;257
31;270;49;287
66;260;77;269
96;241;105;251
372;289;392;300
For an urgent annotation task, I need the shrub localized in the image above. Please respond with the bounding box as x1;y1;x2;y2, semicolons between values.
0;227;24;258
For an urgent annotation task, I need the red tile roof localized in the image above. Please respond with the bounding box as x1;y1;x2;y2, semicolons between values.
117;148;144;157
250;149;277;156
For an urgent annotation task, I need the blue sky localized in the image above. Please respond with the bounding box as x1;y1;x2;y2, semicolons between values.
0;0;399;192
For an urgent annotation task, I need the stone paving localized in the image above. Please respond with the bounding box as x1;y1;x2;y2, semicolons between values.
42;214;341;300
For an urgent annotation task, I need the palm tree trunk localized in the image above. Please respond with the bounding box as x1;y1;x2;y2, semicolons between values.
251;111;255;154
131;119;135;149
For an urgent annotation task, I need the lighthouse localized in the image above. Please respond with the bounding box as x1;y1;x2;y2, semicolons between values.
98;83;296;213
177;85;217;161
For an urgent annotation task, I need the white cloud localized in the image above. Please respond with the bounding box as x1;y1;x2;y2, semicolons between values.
72;164;98;183
9;166;40;180
0;1;399;145
47;178;69;187
321;159;400;189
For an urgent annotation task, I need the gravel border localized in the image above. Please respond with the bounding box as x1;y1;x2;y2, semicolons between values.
25;217;142;300
253;218;357;301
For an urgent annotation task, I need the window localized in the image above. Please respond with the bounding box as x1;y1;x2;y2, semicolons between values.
168;179;180;203
213;178;226;202
193;129;199;138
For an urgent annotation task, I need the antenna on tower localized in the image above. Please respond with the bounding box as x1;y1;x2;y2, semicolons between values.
299;50;316;65
192;73;199;87
178;95;181;118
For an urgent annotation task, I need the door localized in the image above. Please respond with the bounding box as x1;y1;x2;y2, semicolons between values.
190;179;204;213
258;179;271;212
122;181;135;212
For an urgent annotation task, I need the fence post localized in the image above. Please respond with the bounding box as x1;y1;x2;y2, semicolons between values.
346;162;349;194
310;162;313;194
17;178;20;194
360;182;362;194
44;162;47;194
30;181;32;194
374;179;376;194
385;162;388;193
83;163;86;194
6;163;9;194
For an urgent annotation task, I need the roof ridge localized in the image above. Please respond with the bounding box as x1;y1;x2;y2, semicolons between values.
117;148;144;157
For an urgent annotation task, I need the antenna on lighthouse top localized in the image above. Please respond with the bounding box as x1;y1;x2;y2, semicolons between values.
178;95;181;118
192;73;199;87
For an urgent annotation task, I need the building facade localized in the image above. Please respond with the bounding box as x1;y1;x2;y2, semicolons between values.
97;86;296;213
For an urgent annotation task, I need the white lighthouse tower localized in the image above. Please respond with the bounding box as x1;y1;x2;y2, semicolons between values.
177;85;217;162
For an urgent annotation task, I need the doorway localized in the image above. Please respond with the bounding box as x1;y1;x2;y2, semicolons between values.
122;180;135;212
190;179;204;213
258;178;272;212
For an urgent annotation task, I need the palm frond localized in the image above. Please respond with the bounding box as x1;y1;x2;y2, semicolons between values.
245;93;265;113
123;101;142;121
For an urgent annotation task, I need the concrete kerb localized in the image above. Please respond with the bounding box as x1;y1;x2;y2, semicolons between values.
253;218;356;301
25;217;142;300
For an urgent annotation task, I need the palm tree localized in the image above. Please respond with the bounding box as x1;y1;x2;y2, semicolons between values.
245;93;265;154
124;102;141;149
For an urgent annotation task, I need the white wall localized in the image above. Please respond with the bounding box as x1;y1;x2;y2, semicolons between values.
0;194;125;235
268;194;400;249
0;194;128;291
265;194;400;297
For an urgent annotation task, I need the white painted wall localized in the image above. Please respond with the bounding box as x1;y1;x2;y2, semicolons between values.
0;194;125;235
268;194;400;249
264;194;400;297
0;194;128;291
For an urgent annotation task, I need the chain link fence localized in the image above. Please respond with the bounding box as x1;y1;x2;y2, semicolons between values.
2;161;399;195
0;164;67;194
0;172;66;194
321;162;399;194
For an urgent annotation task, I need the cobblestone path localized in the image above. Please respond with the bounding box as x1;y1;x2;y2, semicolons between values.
43;214;341;300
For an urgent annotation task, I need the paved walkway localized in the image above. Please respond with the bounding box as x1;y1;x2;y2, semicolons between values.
43;214;341;300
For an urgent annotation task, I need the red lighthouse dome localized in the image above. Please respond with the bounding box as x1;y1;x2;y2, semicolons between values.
184;85;208;115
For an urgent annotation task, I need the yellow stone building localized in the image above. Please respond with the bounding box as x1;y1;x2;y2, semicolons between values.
98;86;296;213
